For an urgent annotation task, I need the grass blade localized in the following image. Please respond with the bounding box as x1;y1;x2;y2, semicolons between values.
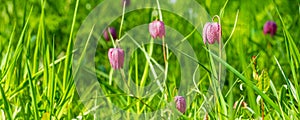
206;48;283;116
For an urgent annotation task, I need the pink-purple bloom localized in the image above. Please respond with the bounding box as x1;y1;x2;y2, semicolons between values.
202;22;221;44
108;48;124;70
174;96;186;113
263;21;277;37
103;27;117;41
149;20;165;39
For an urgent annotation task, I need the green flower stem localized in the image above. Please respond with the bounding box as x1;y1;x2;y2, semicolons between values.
140;37;154;94
119;0;127;39
165;39;169;100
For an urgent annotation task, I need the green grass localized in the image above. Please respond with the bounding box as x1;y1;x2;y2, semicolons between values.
0;0;299;119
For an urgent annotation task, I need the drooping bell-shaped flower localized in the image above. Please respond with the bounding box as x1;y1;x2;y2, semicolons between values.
108;48;124;70
149;20;165;39
202;22;221;44
103;27;117;41
263;21;277;37
174;96;186;113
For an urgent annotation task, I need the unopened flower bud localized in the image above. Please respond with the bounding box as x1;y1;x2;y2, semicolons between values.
263;21;277;37
149;20;165;39
108;48;124;70
103;27;117;41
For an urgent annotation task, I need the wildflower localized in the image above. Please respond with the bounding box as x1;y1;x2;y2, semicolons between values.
149;20;165;39
103;27;117;41
202;22;221;44
263;21;277;37
174;96;186;113
108;48;124;70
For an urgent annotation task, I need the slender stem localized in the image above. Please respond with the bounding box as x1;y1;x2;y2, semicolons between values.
162;38;167;63
162;37;168;100
120;69;132;119
156;0;163;21
212;15;222;84
261;99;264;120
158;0;168;100
126;33;164;93
156;0;168;101
119;0;126;39
120;69;132;95
213;15;226;119
108;29;116;48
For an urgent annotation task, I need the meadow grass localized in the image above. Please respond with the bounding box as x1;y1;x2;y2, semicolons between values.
0;0;299;119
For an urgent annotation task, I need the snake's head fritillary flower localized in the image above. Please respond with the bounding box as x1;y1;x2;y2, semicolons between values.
149;20;165;39
108;48;124;70
263;21;277;37
202;22;221;44
103;27;117;41
174;96;186;113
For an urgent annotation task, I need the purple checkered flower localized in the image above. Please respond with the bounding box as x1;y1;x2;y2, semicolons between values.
149;20;165;39
202;22;221;44
108;48;124;70
174;96;186;113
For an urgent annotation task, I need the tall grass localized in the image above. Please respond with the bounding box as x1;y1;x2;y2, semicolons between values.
0;0;299;119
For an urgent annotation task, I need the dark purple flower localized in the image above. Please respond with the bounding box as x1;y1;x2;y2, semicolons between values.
103;27;117;41
174;96;186;113
149;20;165;39
108;48;124;70
263;21;277;37
203;22;221;44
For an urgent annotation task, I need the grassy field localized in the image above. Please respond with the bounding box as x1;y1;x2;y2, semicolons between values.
0;0;299;119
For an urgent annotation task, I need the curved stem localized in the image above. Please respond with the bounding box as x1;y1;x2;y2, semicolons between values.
107;28;117;48
162;37;169;100
212;15;222;84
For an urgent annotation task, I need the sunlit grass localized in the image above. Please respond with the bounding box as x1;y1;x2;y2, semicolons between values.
0;0;299;119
